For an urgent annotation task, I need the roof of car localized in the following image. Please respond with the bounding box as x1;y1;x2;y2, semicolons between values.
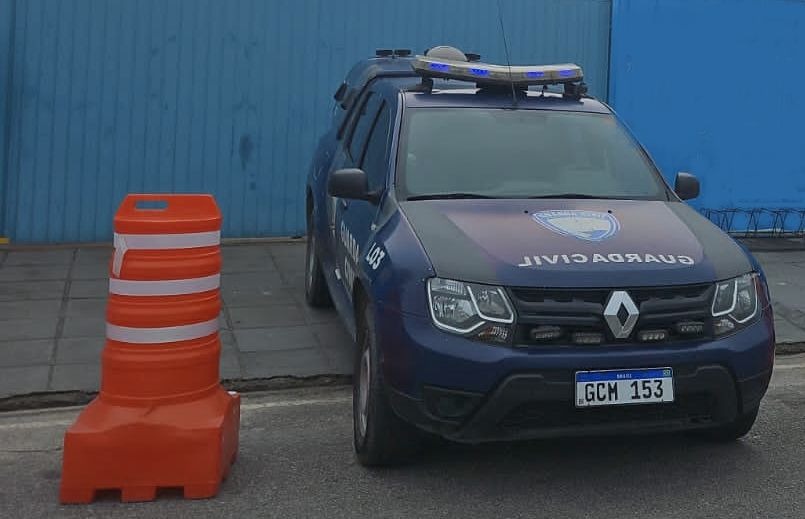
346;57;611;114
401;88;611;113
344;57;416;88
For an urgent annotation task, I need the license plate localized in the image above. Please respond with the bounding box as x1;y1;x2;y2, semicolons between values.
575;368;675;408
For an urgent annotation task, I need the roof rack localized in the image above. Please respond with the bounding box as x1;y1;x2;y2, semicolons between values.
409;47;588;99
375;48;413;58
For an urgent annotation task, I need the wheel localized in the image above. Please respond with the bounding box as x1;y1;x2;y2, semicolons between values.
305;218;331;308
353;303;422;466
699;407;759;442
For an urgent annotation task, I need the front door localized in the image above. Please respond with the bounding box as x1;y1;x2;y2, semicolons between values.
332;91;391;304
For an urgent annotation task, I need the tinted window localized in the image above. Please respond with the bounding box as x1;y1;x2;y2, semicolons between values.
336;89;361;139
348;94;382;162
398;109;668;200
361;103;391;192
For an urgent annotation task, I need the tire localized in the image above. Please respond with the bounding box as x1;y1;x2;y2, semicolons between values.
353;302;422;466
305;218;332;308
699;407;759;442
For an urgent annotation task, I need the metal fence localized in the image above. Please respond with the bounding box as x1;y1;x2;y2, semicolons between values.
700;208;805;238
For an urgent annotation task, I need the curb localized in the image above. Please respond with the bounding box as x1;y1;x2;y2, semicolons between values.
0;374;351;413
776;342;805;355
0;342;805;413
2;346;804;413
735;237;805;253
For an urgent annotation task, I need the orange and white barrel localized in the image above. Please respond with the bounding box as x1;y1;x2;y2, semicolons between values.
60;194;240;504
101;195;224;404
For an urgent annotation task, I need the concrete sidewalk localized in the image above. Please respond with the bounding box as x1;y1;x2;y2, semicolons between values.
1;241;804;400
755;250;805;346
0;241;353;399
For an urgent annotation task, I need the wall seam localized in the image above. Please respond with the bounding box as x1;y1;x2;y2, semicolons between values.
605;0;614;103
1;0;18;238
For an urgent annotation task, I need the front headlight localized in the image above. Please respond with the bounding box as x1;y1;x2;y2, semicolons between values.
711;273;762;336
427;277;515;344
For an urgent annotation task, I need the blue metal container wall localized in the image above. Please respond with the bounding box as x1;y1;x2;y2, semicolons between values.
0;0;14;237
1;0;611;243
610;0;805;224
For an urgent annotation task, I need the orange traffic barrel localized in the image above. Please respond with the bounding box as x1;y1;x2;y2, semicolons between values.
60;194;240;504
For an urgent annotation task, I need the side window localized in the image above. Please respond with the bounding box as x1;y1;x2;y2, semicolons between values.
360;103;391;192
336;88;361;139
347;93;382;162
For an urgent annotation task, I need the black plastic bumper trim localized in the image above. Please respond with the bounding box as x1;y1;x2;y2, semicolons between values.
389;364;770;444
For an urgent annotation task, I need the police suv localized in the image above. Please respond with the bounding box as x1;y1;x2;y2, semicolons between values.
305;46;775;466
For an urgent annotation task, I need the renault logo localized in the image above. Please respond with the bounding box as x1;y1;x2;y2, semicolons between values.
603;291;639;339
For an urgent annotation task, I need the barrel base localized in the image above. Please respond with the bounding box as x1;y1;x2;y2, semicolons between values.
59;388;240;504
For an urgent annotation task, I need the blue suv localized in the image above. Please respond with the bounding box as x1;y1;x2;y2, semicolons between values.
304;46;775;466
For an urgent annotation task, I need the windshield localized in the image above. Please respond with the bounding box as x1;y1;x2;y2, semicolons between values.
397;108;669;200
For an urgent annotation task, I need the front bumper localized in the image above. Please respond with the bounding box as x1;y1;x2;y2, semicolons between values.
389;365;771;442
377;305;775;443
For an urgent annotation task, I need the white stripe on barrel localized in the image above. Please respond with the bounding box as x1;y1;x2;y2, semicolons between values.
106;317;219;344
109;274;220;296
112;230;221;276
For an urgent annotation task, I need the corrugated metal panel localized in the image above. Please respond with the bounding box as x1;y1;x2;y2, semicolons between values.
610;0;805;225
3;0;611;243
0;0;14;238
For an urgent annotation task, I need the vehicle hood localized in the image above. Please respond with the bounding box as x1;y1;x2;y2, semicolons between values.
399;199;752;288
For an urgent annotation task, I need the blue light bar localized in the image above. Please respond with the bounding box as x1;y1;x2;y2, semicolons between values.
412;56;583;88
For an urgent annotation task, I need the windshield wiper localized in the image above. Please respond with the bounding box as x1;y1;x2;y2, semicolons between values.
407;193;498;201
526;193;621;200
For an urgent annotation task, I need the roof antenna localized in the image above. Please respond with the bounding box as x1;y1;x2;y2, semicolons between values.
495;0;518;108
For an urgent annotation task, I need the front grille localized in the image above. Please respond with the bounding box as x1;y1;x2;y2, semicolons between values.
500;394;715;429
508;284;715;346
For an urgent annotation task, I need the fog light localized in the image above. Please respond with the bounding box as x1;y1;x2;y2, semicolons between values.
638;329;668;342
434;397;471;419
474;324;511;343
676;321;705;335
423;387;483;422
572;332;603;345
529;325;563;341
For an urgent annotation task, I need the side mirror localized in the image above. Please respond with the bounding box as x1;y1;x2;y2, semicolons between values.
328;168;378;203
674;172;700;201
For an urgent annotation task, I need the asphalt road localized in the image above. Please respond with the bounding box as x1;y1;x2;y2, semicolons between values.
2;355;804;519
